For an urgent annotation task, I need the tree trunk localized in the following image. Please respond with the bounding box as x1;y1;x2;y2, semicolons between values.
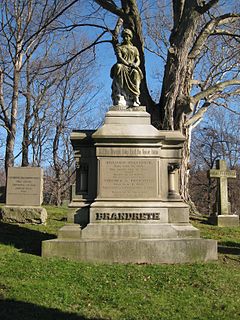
53;125;62;206
22;61;31;167
179;126;199;214
5;131;15;177
159;1;201;129
5;67;20;177
158;1;207;214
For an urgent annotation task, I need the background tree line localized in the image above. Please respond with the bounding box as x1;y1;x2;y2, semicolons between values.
0;0;239;211
190;108;240;215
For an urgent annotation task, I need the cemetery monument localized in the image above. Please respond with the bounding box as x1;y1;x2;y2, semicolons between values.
209;160;239;227
0;167;47;224
42;29;217;263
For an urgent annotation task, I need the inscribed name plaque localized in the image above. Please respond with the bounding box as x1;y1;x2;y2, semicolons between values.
92;208;169;223
7;167;43;206
99;158;158;198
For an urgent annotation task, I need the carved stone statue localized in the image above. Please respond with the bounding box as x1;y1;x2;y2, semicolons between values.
111;29;143;107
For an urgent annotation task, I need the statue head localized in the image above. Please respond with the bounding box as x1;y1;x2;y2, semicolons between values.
121;28;133;42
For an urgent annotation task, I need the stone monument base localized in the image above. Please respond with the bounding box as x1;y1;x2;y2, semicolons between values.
0;206;47;224
42;107;217;264
42;236;217;264
209;214;239;227
42;202;217;264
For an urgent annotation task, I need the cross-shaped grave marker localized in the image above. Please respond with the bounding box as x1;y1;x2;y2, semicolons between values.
209;159;236;215
209;159;239;227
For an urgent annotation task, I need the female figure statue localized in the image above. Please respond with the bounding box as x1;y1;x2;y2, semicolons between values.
110;29;143;107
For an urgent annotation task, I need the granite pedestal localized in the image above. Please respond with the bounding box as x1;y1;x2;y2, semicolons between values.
42;107;217;263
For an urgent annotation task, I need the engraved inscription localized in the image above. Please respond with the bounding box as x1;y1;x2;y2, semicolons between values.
100;158;158;198
96;212;161;220
8;176;40;195
210;170;236;178
97;147;160;157
6;167;43;206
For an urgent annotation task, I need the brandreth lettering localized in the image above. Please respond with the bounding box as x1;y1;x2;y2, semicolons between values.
95;212;161;220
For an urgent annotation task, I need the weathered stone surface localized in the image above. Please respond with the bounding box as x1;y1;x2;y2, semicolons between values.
209;160;238;227
99;158;158;199
210;214;239;227
0;206;47;224
1;167;47;224
209;160;236;215
42;108;217;264
6;167;43;206
42;238;217;264
67;205;89;226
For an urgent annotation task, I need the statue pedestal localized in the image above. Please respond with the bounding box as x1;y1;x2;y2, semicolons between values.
42;108;217;263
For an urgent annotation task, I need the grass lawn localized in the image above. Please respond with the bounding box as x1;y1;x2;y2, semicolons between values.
0;205;239;320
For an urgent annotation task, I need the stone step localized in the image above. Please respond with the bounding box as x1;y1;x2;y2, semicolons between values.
58;224;82;239
42;238;217;264
57;223;200;240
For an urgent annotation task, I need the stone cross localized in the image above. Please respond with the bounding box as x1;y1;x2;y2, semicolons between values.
209;160;236;215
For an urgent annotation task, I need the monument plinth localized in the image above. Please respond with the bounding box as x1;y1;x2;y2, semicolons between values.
42;108;217;263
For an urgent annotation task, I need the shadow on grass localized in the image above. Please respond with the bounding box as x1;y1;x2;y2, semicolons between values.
0;221;56;256
0;299;103;320
190;216;210;225
218;242;240;255
52;217;67;222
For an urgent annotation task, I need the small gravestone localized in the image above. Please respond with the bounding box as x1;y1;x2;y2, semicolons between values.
0;167;47;224
209;160;239;227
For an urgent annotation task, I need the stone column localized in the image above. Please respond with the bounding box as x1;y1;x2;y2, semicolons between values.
168;163;181;199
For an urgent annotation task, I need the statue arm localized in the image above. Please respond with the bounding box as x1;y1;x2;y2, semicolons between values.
134;54;140;68
116;47;130;66
129;47;140;68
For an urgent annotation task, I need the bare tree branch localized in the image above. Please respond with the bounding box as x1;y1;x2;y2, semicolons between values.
144;46;166;62
22;0;79;49
212;101;240;115
39;31;110;74
94;0;125;18
191;79;240;104
212;29;240;42
49;23;110;33
189;14;240;59
185;102;210;127
112;17;123;48
172;0;185;31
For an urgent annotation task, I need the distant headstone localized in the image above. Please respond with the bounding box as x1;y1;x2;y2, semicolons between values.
0;167;47;224
209;160;239;227
6;167;43;206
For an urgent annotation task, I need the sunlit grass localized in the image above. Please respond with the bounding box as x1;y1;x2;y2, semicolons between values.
0;207;239;320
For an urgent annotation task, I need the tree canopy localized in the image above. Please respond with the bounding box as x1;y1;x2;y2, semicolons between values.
0;0;239;206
